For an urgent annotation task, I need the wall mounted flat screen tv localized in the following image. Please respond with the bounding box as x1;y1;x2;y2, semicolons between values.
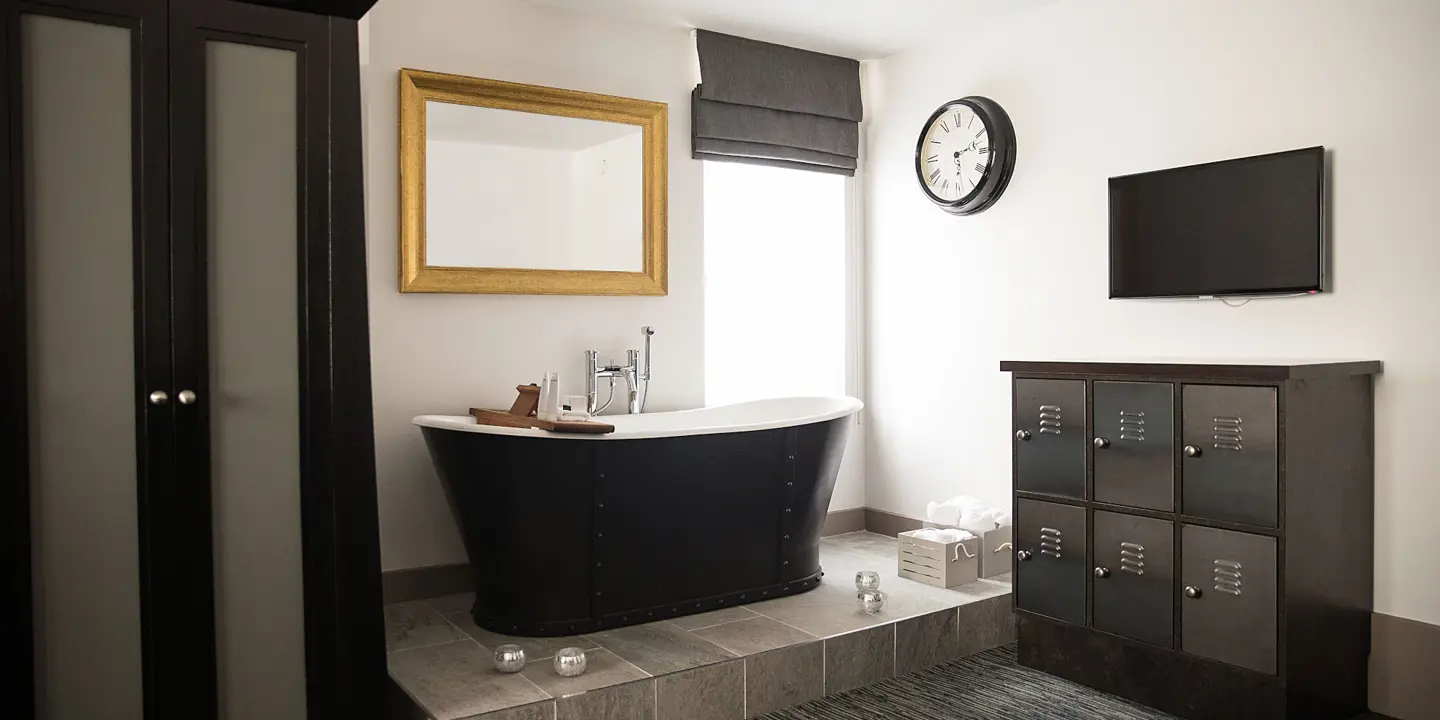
1109;146;1326;299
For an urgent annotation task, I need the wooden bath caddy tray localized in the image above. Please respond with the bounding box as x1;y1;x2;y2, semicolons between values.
468;385;614;434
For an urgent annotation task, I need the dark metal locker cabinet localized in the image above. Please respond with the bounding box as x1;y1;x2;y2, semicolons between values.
1180;524;1278;675
1093;382;1174;511
1092;511;1173;647
1015;499;1087;625
1181;385;1279;527
1014;379;1087;499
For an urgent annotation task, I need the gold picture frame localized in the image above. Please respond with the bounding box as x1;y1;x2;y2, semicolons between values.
398;69;668;295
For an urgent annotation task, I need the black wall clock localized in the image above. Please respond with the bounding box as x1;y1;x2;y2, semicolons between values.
914;96;1016;215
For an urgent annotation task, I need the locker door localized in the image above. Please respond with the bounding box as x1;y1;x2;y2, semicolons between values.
1015;499;1087;625
1181;524;1278;674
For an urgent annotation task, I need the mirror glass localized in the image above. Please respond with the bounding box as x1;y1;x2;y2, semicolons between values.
424;100;644;273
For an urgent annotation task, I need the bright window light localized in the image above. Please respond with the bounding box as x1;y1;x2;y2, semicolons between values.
703;161;848;406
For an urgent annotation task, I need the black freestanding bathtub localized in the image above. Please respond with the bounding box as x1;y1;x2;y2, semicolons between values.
415;397;861;637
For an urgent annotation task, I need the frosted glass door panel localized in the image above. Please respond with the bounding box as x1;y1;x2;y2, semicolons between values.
23;14;143;720
206;40;306;720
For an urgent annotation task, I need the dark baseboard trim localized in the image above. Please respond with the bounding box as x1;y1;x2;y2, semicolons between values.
863;507;925;537
1370;612;1440;720
821;507;865;536
381;562;471;605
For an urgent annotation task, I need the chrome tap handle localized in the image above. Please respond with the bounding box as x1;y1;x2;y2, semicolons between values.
641;326;654;381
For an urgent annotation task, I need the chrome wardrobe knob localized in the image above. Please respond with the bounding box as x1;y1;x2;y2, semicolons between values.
148;390;168;405
1015;430;1032;442
1094;567;1110;579
1016;549;1033;562
1093;437;1110;449
1184;445;1202;458
1184;585;1203;599
178;390;197;405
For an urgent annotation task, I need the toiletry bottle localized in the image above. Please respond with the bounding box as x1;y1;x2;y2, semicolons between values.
543;372;561;421
537;373;553;420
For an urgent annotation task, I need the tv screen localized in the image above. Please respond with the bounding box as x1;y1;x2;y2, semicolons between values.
1109;147;1325;298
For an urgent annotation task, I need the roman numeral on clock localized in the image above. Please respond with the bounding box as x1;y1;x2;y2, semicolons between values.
926;155;939;163
929;168;941;184
974;163;986;174
979;147;990;154
939;120;950;133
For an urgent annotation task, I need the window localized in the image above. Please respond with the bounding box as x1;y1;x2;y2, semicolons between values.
703;161;850;406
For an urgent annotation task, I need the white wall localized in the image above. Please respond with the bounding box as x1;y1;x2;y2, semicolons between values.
864;0;1440;625
362;0;704;571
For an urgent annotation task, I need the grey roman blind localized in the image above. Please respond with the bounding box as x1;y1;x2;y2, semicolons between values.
692;30;862;176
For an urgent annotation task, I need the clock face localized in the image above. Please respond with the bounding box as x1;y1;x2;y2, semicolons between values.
919;104;991;203
914;96;1016;216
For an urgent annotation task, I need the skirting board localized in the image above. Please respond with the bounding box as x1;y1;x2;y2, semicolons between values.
381;562;470;605
1370;612;1440;720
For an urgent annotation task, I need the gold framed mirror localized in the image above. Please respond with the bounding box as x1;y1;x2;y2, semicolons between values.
399;69;668;295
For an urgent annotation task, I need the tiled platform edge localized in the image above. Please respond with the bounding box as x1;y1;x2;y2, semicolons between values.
394;593;1016;720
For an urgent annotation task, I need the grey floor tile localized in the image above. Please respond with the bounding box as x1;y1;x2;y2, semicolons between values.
957;594;1016;656
554;678;655;720
824;624;895;695
428;592;476;615
692;616;816;656
820;532;898;557
747;579;884;638
386;601;470;652
669;606;761;631
656;659;743;720
446;611;598;660
520;648;650;699
587;621;736;675
744;641;823;718
467;701;555;720
896;608;960;676
817;546;986;613
388;640;551;720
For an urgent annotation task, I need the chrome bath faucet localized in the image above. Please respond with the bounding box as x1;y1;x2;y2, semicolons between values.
585;326;654;415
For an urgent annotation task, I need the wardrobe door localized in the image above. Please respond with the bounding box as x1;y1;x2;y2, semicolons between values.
170;3;379;719
6;1;175;718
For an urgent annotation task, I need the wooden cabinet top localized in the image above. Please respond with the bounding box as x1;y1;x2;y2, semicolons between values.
999;359;1383;380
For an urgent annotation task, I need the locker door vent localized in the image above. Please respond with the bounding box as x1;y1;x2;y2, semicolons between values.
1119;411;1146;442
1040;527;1063;558
1213;559;1243;595
1039;405;1062;436
1119;541;1145;575
1212;416;1243;452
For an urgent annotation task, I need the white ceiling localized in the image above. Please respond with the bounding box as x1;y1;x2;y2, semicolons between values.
526;0;1058;59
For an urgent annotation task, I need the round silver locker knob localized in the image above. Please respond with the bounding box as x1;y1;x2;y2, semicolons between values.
1094;567;1110;579
1184;585;1203;599
178;390;197;405
1093;437;1110;449
1015;430;1032;442
1016;550;1033;562
1183;445;1203;458
148;390;168;405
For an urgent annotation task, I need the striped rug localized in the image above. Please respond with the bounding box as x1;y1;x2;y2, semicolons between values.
759;645;1386;720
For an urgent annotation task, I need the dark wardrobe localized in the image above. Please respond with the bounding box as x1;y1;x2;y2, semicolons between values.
2;0;383;718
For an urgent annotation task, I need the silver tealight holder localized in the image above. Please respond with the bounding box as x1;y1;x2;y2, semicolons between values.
493;644;526;673
855;570;881;596
553;647;588;677
858;588;887;614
